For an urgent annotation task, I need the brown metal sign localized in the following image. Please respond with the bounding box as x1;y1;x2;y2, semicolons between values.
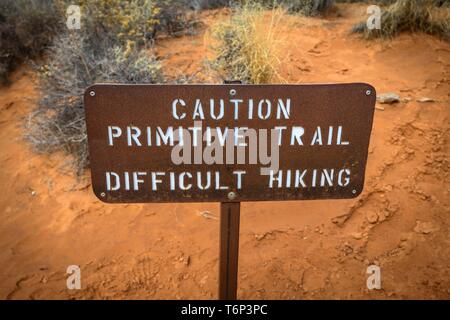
84;83;375;203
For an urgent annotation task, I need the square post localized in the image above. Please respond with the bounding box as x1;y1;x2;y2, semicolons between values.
218;202;241;300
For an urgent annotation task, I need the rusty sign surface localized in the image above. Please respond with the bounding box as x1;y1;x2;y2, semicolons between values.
84;83;376;203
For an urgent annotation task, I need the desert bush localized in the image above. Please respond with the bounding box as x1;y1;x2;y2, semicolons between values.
56;0;161;49
26;33;164;172
0;0;201;85
0;0;61;84
281;0;335;15
61;0;202;45
25;0;209;172
335;0;394;4
352;0;450;40
183;0;335;15
210;2;285;84
333;0;448;4
154;0;204;37
187;0;233;10
254;0;334;15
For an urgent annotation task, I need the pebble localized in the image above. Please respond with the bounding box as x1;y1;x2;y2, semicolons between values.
414;220;435;234
366;211;379;224
199;275;208;287
351;232;363;240
377;93;400;104
417;97;435;103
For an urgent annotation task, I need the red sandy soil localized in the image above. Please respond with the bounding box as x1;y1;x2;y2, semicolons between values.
0;4;449;299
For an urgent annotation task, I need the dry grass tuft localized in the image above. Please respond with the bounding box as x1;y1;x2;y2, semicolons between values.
209;2;287;84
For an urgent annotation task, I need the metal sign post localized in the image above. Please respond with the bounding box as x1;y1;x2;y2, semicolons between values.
218;80;243;301
219;201;241;300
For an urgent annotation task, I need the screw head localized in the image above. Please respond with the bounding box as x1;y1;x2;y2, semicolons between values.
100;192;106;197
365;89;371;96
227;191;237;200
352;189;357;194
230;89;236;96
90;91;96;97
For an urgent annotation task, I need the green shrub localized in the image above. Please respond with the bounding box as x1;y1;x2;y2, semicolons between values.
59;0;202;46
254;0;334;15
26;33;164;172
154;0;204;37
0;0;202;85
0;0;61;84
282;0;335;15
352;0;450;40
25;0;209;172
187;0;233;10
70;0;160;48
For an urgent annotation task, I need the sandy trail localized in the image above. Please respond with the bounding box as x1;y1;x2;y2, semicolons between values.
0;4;449;299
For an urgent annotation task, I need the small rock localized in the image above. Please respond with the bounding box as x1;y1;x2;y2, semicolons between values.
198;211;217;220
417;97;435;103
343;244;353;255
375;105;385;111
255;234;264;241
366;211;379;224
414;221;436;234
377;93;400;104
199;275;209;287
378;211;387;222
351;232;363;240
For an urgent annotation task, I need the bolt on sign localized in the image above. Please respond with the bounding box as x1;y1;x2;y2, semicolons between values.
84;84;376;203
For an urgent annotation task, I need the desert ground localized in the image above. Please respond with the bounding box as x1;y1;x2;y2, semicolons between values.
0;3;449;299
